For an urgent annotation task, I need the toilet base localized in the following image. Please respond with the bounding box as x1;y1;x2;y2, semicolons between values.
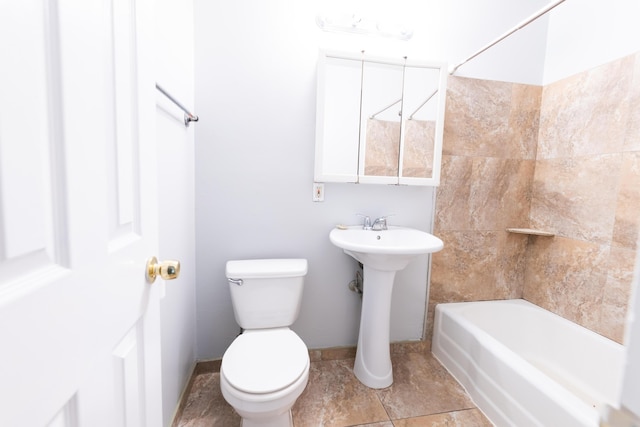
220;364;308;427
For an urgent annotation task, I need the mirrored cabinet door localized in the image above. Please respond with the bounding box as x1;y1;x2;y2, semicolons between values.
314;54;362;182
314;50;447;186
360;59;404;184
399;64;446;184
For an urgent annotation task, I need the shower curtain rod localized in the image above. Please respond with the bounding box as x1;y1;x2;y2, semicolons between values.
369;98;402;119
155;83;199;127
369;89;438;120
449;0;567;75
408;89;438;120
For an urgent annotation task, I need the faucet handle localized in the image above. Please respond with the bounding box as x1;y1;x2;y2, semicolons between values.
372;214;395;230
356;213;372;230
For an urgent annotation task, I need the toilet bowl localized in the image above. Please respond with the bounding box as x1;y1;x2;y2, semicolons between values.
220;329;309;426
220;259;309;427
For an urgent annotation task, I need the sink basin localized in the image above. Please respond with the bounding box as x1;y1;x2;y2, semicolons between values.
329;226;443;271
330;225;444;389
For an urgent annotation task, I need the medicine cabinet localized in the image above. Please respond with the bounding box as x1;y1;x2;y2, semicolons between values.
314;50;448;186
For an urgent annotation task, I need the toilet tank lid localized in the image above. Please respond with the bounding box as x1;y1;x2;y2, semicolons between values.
226;259;308;279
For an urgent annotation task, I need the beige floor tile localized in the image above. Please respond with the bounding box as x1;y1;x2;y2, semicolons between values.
351;422;394;427
173;352;488;427
375;352;475;420
292;359;390;427
175;373;240;427
393;408;493;427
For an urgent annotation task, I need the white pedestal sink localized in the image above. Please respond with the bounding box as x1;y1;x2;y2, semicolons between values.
330;226;444;389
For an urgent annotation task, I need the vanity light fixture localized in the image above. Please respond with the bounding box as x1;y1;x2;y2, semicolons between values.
315;13;413;41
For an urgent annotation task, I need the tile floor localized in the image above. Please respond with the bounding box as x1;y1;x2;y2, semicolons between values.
173;349;494;427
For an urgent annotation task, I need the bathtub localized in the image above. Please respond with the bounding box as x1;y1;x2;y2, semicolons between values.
432;299;624;427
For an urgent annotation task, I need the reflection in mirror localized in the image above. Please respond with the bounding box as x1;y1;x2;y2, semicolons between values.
403;118;435;177
361;60;404;178
314;50;447;186
401;65;441;179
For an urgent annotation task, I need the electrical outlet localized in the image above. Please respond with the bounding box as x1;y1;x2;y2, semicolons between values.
312;183;324;202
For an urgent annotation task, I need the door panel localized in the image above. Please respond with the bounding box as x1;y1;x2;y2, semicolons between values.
108;0;142;247
0;0;69;298
0;1;160;426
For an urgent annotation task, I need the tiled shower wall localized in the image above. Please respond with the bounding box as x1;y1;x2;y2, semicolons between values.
428;77;540;340
428;51;640;344
524;52;640;343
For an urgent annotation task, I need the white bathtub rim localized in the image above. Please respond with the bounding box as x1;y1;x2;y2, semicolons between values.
438;299;622;405
444;301;617;406
432;299;616;427
434;325;598;427
434;332;539;427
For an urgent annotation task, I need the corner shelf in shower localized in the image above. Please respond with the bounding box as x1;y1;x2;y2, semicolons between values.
506;228;555;237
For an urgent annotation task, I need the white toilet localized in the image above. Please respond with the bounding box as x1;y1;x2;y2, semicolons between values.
220;258;310;427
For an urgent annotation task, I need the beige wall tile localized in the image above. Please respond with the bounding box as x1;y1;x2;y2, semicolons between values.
467;158;505;231
496;159;536;228
530;154;622;245
317;346;357;361
495;232;528;298
425;302;437;343
390;340;430;355
443;77;513;158
538;56;634;159
435;158;533;232
523;236;608;329
624;52;640;152
434;155;473;231
469;158;534;230
598;247;637;342
509;83;542;160
444;77;541;159
430;231;512;303
613;152;640;250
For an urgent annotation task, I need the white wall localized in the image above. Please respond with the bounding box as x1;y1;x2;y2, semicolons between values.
155;1;197;425
193;0;553;359
440;0;550;84
543;0;640;84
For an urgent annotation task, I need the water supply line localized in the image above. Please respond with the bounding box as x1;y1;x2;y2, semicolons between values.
348;264;364;296
449;0;568;76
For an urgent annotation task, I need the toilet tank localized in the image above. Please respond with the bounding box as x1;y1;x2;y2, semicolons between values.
225;259;308;330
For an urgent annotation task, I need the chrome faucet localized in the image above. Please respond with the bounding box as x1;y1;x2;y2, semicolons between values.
357;214;392;230
371;216;389;231
356;214;372;230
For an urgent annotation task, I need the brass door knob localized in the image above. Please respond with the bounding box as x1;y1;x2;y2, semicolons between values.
146;256;180;283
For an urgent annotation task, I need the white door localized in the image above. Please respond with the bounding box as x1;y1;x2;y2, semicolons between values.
0;1;164;426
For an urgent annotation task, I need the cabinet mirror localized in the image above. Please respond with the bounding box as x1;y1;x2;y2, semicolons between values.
314;50;447;186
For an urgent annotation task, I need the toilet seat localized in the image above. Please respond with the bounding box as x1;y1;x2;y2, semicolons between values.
221;329;309;394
